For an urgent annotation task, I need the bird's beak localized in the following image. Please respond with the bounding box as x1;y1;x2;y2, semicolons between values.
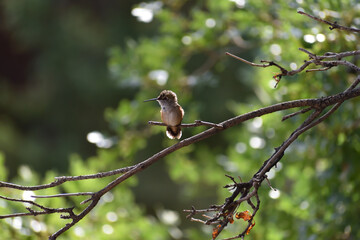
143;97;158;102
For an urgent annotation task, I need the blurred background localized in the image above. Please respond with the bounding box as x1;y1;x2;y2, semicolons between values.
0;0;360;239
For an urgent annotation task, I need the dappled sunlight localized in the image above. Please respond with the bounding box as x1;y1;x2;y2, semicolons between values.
205;18;216;28
106;211;118;222
131;1;163;23
269;189;281;199
87;131;114;149
249;136;265;149
102;224;114;235
229;0;246;8
304;34;316;43
148;69;168;86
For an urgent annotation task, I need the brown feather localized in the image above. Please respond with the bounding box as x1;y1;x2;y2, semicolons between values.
166;126;182;139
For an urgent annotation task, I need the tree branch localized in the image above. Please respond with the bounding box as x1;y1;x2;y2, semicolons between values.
0;166;134;191
148;120;224;129
297;10;360;33
226;48;360;87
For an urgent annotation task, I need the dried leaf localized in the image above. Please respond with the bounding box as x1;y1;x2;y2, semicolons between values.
212;225;221;239
246;221;256;235
235;210;252;221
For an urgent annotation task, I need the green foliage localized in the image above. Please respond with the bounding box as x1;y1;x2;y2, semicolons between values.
1;0;360;239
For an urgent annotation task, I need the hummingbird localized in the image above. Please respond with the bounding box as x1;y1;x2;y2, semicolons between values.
144;90;184;139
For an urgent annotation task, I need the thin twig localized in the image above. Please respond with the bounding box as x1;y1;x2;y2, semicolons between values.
33;192;94;199
227;48;360;88
282;107;312;121
297;11;360;33
299;49;360;60
306;67;331;72
148;120;224;129
299;48;317;58
0;195;75;219
225;52;271;67
0;166;134;191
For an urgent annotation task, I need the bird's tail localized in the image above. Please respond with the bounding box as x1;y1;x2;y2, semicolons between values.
166;126;182;139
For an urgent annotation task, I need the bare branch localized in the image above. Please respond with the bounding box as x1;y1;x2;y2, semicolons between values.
298;10;360;33
33;192;94;199
306;67;331;72
49;197;100;239
299;49;360;60
227;48;360;88
298;47;317;58
0;195;75;220
225;52;271;67
148;120;224;129
282;107;312;121
0;166;134;191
